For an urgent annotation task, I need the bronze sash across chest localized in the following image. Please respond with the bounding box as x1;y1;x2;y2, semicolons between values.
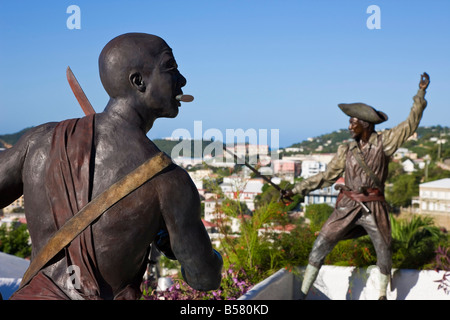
336;144;386;208
335;142;386;208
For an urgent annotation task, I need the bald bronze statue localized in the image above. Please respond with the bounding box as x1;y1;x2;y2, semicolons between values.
0;33;222;300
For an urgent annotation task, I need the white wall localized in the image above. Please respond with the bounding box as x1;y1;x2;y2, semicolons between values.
239;265;450;300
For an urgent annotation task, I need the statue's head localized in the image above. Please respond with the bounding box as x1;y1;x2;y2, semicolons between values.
338;102;387;140
99;33;187;119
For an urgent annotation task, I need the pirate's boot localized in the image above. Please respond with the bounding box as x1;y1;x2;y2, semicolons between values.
378;273;390;300
299;264;319;300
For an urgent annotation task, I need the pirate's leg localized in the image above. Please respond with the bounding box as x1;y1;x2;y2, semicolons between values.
358;212;392;299
373;241;392;300
300;235;338;299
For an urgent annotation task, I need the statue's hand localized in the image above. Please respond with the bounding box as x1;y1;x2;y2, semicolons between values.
154;229;176;260
280;189;294;202
419;72;430;90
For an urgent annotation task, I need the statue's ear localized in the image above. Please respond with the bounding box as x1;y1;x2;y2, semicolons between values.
129;72;146;92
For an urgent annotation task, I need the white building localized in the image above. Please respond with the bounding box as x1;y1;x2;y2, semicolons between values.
414;158;427;170
225;143;270;166
2;195;25;214
205;158;236;168
172;156;203;168
417;178;450;229
284;147;303;153
204;198;223;222
301;160;327;179
418;178;450;213
272;159;301;178
220;176;264;211
188;169;215;197
203;197;246;235
394;148;417;161
303;185;340;208
401;159;416;173
282;154;334;179
0;213;27;228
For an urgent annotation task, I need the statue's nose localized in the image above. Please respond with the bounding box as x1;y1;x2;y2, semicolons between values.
178;72;187;88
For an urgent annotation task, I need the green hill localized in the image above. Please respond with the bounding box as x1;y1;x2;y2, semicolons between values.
2;126;449;161
152;139;220;157
288;129;351;154
0;128;34;148
285;126;450;161
0;129;218;157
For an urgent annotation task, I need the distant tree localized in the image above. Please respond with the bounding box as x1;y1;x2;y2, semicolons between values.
385;174;420;208
202;177;223;195
0;223;31;258
386;161;405;183
254;181;302;211
424;162;450;182
304;203;334;232
220;198;250;218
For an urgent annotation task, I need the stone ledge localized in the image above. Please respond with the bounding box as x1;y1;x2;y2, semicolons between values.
239;265;450;300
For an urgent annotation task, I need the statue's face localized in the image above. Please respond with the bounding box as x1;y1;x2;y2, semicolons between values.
140;47;187;119
348;117;364;140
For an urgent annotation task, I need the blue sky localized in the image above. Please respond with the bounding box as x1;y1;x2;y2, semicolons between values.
0;0;449;147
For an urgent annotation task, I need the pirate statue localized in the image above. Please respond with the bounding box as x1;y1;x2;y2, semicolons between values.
282;72;430;300
0;33;222;300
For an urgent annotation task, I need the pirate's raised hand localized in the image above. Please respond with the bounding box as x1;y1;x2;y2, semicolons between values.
419;72;430;90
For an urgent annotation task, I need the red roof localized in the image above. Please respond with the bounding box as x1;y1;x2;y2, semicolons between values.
272;224;296;232
202;219;217;228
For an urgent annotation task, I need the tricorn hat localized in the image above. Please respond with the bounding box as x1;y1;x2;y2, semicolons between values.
338;103;388;124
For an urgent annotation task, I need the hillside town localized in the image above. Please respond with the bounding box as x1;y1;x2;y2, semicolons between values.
190;141;449;237
170;128;450;244
2;131;450;243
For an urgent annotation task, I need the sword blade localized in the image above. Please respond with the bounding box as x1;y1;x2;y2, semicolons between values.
66;66;96;116
222;145;282;192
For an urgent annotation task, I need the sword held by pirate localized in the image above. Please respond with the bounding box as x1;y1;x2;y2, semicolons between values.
66;66;292;203
221;145;292;203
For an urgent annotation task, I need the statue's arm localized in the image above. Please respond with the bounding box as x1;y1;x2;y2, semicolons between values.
290;143;347;196
382;73;429;157
0;123;56;209
157;168;223;291
0;136;28;209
